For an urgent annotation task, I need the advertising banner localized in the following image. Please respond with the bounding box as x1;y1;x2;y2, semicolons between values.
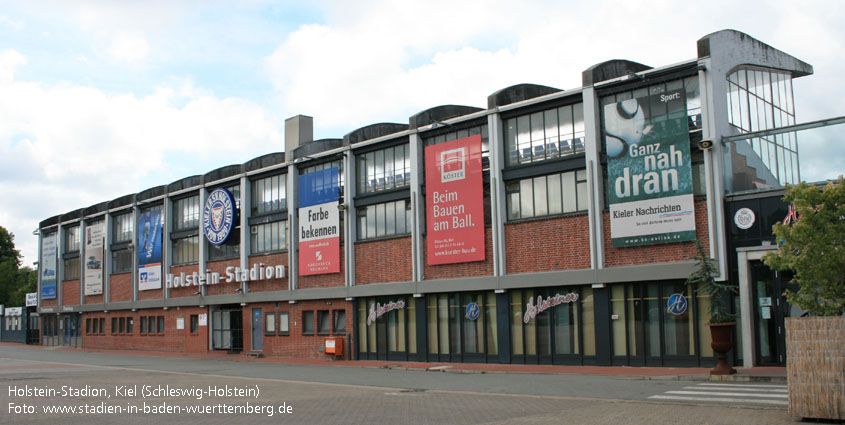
298;167;340;276
137;210;163;291
604;88;696;247
84;222;104;295
40;233;57;299
424;134;485;265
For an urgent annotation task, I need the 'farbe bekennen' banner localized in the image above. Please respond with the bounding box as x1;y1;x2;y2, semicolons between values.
299;167;340;276
604;88;696;248
425;134;485;265
138;210;163;291
40;233;57;299
84;221;104;296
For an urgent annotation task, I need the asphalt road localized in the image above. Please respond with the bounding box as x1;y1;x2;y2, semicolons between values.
0;344;798;424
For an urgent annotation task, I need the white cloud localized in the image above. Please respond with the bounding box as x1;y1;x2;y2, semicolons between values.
0;51;283;266
107;32;150;63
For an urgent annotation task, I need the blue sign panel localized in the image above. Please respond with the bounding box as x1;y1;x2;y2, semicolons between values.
465;301;480;320
138;210;163;266
299;167;339;208
667;293;688;316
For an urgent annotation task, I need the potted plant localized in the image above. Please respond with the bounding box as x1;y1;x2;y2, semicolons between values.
687;239;737;375
763;178;844;420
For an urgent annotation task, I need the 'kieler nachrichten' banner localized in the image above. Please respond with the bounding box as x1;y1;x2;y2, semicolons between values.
425;134;485;265
299;167;340;276
40;233;57;299
84;221;104;296
604;88;696;247
138;210;163;290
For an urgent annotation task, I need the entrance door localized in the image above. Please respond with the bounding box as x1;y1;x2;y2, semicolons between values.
751;262;799;365
252;308;263;351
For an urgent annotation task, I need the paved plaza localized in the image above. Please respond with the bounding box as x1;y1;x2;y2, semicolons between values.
0;344;799;424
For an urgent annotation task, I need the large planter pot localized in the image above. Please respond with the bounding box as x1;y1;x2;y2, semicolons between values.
708;322;736;375
785;316;844;420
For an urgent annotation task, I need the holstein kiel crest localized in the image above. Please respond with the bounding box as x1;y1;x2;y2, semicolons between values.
203;188;237;245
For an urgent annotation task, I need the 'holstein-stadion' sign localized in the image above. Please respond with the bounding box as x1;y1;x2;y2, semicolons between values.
604;89;696;247
425;134;485;265
298;167;340;276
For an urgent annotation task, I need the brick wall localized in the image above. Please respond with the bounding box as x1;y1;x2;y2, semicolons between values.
84;293;104;305
247;253;289;292
137;279;164;300
603;200;710;267
82;307;209;353
505;214;591;274
41;298;57;307
206;258;240;296
168;264;201;298
423;228;493;279
355;237;412;284
298;245;346;289
61;280;79;305
244;299;354;359
109;273;132;302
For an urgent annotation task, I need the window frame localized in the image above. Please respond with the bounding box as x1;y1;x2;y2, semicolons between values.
265;312;277;336
302;310;315;335
317;310;331;335
332;310;346;335
278;312;290;336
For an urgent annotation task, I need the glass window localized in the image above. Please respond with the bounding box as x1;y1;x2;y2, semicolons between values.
86;318;91;334
505;103;585;166
300;160;344;194
333;310;346;334
208;184;241;261
506;170;587;220
93;317;99;334
357;144;411;195
148;316;155;334
99;318;105;334
113;213;133;243
140;316;146;334
63;257;80;281
302;311;314;334
357;199;411;240
265;312;276;335
157;316;164;334
251;174;287;215
172;235;199;265
250;220;288;253
127;317;133;334
279;312;289;335
64;226;80;253
317;310;330;334
111;317;117;334
172;195;199;231
112;248;133;274
119;317;125;334
190;315;198;334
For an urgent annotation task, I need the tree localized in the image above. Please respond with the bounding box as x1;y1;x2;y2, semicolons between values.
763;177;845;316
0;226;34;307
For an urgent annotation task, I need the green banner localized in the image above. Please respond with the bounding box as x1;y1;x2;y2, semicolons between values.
604;89;696;248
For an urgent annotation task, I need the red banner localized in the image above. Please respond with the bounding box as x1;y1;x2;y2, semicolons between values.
425;134;485;265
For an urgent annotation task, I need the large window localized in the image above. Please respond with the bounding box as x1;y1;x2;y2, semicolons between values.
510;287;594;361
207;184;240;261
300;160;344;193
111;212;133;274
251;173;286;215
250;174;288;254
172;195;199;265
63;226;80;280
505;103;585;166
357;200;411;240
507;170;587;220
726;67;799;188
357;144;410;195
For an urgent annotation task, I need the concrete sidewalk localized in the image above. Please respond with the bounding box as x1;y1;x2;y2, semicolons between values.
1;342;785;382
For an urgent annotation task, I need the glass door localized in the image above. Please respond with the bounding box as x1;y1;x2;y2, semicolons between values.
752;262;797;366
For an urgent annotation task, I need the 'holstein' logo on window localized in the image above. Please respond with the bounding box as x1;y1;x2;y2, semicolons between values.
523;293;579;323
367;300;406;325
203;188;237;245
440;147;466;182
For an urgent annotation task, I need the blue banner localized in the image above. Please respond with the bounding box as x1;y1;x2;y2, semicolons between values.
40;233;57;299
299;167;339;207
138;210;162;267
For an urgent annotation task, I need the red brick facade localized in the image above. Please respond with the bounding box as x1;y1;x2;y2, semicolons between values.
355;237;412;284
168;264;200;298
109;273;132;302
248;252;289;292
61;280;80;305
206;258;241;296
504;214;591;274
603;199;710;267
82;307;208;353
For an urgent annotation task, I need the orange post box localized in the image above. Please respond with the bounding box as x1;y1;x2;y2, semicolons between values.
325;337;343;356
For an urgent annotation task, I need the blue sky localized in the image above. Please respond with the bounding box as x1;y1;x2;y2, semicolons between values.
2;0;844;265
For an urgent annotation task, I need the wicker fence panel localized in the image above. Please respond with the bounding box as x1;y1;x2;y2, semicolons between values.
785;316;845;420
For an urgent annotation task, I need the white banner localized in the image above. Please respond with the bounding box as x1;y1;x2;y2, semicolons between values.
609;194;696;243
84;222;105;296
25;293;37;307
